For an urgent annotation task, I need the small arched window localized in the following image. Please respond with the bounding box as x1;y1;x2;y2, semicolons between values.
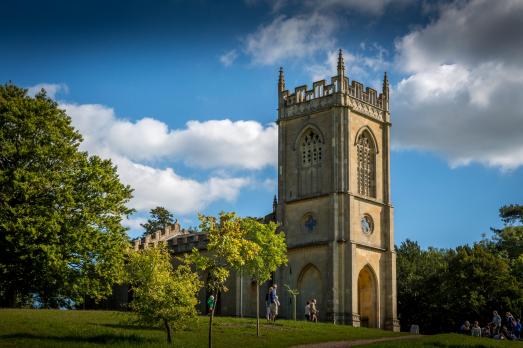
357;130;376;198
300;129;323;167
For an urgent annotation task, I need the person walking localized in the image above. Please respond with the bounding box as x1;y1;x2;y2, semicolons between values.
265;288;272;321
304;301;310;321
269;284;279;321
310;299;319;323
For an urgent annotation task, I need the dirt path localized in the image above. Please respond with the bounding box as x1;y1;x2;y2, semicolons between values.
289;334;423;348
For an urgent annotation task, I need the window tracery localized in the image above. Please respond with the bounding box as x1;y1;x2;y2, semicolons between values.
300;129;323;167
357;130;376;198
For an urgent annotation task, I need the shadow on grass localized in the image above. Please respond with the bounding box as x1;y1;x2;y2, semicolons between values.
94;323;163;331
0;332;155;344
424;342;493;348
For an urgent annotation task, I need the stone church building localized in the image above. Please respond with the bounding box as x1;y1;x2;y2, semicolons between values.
132;50;399;331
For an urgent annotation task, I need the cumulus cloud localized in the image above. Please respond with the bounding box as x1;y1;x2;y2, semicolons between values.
244;14;336;65
110;153;250;214
61;103;271;215
220;49;238;66
27;83;68;99
393;0;523;170
62;103;277;169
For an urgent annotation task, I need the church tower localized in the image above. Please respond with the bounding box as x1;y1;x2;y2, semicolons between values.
275;51;399;330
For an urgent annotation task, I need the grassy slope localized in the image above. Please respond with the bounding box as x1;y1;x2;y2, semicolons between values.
0;309;401;348
3;310;519;348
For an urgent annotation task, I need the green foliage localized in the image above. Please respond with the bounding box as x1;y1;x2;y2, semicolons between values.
141;207;175;237
242;218;287;334
185;212;259;348
127;245;201;343
396;240;523;333
187;212;259;295
499;204;523;225
0;84;134;307
243;219;287;285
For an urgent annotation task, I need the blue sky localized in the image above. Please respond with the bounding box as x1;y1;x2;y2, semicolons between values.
2;0;522;248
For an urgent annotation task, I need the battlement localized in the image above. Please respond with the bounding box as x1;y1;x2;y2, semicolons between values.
131;222;209;254
282;77;383;108
278;50;390;123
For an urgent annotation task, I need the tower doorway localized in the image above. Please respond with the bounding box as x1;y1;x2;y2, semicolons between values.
357;265;378;328
297;264;322;321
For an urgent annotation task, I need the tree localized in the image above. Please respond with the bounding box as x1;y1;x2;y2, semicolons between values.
243;218;287;336
396;238;523;333
0;84;134;307
396;240;448;333
127;245;201;344
141;206;175;236
186;212;258;348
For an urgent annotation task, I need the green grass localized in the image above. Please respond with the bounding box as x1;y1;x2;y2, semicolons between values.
3;310;519;348
365;333;523;348
0;309;402;348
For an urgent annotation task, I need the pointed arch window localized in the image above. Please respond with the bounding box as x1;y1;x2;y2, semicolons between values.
357;130;376;198
300;129;323;167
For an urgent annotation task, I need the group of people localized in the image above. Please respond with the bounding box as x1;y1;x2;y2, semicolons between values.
460;310;522;340
304;299;319;322
265;284;280;321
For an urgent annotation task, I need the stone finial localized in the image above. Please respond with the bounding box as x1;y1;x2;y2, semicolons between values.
337;49;346;92
383;71;389;95
383;71;390;111
278;66;285;93
273;195;278;213
337;49;345;76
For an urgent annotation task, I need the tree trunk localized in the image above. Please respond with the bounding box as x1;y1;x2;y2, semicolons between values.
208;290;218;348
163;319;172;344
256;281;260;337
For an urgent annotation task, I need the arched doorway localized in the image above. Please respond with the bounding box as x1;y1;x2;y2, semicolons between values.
297;264;322;320
357;265;378;328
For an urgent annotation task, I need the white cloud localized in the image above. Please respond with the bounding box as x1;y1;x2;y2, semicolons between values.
60;102;268;215
27;83;68;99
220;49;238;66
122;216;147;231
393;0;523;170
62;103;277;169
244;14;336;65
112;153;249;214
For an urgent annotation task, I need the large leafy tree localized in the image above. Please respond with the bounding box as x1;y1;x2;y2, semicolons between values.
242;218;287;336
186;212;258;348
0;84;134;307
127;245;201;344
141;206;175;236
397;237;523;333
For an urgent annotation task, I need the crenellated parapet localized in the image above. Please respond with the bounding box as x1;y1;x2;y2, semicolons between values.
132;222;209;255
132;222;191;250
278;50;390;123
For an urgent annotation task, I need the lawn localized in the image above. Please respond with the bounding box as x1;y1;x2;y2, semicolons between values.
0;309;402;348
2;310;520;348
